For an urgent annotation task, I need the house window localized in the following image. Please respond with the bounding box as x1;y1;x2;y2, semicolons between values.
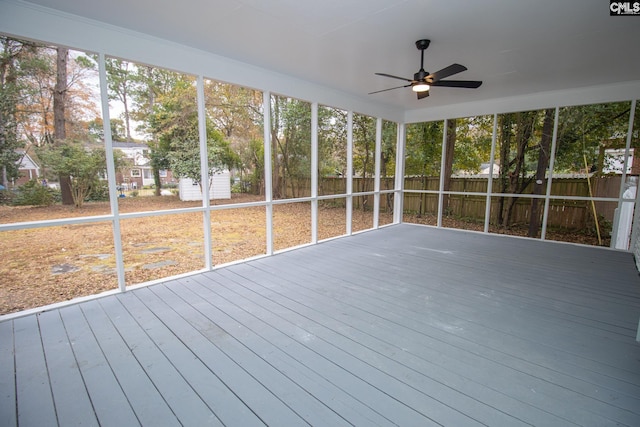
130;169;141;177
143;169;153;179
159;169;168;178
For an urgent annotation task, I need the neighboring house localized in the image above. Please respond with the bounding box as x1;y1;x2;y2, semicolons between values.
178;171;231;201
11;150;40;188
112;141;175;190
455;162;500;177
603;148;640;175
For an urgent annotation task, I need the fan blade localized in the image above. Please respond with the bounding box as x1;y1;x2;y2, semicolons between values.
431;80;483;88
375;72;413;82
417;90;430;100
368;84;411;95
426;63;467;82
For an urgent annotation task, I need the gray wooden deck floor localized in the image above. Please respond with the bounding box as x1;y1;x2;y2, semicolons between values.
2;224;640;426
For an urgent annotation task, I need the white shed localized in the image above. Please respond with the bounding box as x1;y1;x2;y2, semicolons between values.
178;170;231;201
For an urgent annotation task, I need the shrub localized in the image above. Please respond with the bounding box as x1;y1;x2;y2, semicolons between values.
84;181;110;202
0;189;14;205
12;179;55;206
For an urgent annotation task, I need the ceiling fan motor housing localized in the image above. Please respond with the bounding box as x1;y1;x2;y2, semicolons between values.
414;70;428;81
415;39;431;50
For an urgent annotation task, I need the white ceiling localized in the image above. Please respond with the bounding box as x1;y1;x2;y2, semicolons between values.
13;0;640;113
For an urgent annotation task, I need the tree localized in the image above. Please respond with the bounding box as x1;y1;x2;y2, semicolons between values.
149;75;238;196
497;110;540;227
554;102;631;175
245;138;265;194
0;37;27;189
318;106;347;184
352;114;376;188
2;37;100;206
270;96;311;199
104;58;138;141
379;120;397;212
528;108;554;237
54;46;76;205
442;118;457;214
204;79;264;195
405;121;443;217
37;142;115;207
130;65;183;195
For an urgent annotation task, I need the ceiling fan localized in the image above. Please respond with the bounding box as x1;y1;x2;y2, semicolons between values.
369;39;482;99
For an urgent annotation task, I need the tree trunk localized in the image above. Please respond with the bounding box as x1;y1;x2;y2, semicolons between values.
0;42;17;189
528;108;554;237
142;67;163;197
502;112;536;227
153;168;162;196
123;89;131;141
497;114;512;226
54;46;74;205
442;119;456;215
271;129;281;199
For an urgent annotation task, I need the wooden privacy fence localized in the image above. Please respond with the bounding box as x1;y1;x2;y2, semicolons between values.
404;176;623;229
314;176;622;230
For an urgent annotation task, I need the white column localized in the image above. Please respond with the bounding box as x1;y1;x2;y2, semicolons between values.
98;53;126;292
373;118;382;228
311;102;319;243
541;107;560;241
346;111;354;235
484;114;498;233
437;119;448;228
394;123;406;224
613;99;637;249
196;76;212;270
263;92;274;255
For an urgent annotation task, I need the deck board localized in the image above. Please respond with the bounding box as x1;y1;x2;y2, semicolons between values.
167;278;399;426
2;224;640;426
0;320;17;426
58;304;141;426
13;315;57;426
102;293;226;426
78;299;181;427
227;260;632;426
37;310;98;427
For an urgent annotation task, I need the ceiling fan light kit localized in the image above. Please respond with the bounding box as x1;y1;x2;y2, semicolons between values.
370;39;482;100
412;83;430;92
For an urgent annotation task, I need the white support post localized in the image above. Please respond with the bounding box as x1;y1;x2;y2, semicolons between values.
629;154;640;256
196;76;212;270
612;99;637;249
437;119;448;228
311;102;319;244
346;111;354;235
541;107;560;241
394;123;406;224
484;114;498;233
373;118;382;228
263;92;274;255
98;53;126;292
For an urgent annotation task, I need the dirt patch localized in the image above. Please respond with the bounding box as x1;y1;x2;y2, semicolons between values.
0;194;393;314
